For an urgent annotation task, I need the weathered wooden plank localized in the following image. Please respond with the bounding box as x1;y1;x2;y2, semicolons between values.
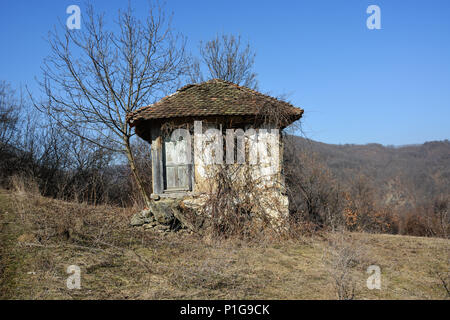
151;125;164;195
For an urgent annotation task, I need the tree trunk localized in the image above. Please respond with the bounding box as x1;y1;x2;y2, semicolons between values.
124;135;151;207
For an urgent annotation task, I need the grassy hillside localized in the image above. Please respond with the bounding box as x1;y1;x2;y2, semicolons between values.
1;189;448;300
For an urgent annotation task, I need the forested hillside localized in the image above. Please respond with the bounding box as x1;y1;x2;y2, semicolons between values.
283;136;449;237
291;137;450;204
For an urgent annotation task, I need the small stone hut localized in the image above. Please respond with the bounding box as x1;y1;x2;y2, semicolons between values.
127;79;303;220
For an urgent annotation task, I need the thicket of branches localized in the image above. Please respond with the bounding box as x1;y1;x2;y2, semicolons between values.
283;136;449;238
0;80;151;206
188;34;258;89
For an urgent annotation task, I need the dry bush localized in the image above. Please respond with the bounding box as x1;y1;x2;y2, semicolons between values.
343;175;399;234
401;210;429;237
426;196;449;238
284;143;345;230
184;164;284;240
285;216;324;238
8;174;40;196
322;230;366;300
8;175;42;224
396;196;449;239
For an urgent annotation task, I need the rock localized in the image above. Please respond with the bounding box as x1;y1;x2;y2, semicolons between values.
150;199;176;224
153;224;170;232
130;215;145;226
130;208;155;226
157;224;170;230
181;195;207;211
131;197;205;231
150;194;160;200
131;199;179;227
143;221;158;229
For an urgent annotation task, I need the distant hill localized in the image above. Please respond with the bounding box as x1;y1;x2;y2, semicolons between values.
287;137;450;205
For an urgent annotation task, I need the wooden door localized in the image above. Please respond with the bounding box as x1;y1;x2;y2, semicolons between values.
163;136;191;191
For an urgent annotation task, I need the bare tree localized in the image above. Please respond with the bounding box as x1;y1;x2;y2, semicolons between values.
190;34;258;89
34;2;187;205
0;81;21;150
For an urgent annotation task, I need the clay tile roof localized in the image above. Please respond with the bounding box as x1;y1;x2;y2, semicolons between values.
126;79;303;126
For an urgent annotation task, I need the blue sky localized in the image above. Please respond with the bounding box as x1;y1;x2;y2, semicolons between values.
1;0;449;145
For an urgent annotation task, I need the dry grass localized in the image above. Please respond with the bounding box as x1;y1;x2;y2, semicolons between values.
0;189;448;300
